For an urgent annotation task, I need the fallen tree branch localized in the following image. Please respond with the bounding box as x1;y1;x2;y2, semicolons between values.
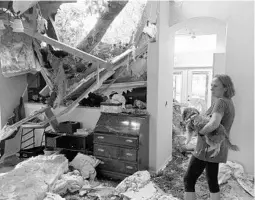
76;0;128;53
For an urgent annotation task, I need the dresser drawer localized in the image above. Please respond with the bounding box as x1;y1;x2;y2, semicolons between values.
94;133;138;148
94;144;137;162
94;144;118;159
97;157;138;175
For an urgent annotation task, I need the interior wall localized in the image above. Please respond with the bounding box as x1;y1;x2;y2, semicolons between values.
0;73;27;160
0;74;27;128
1;103;101;159
174;52;213;67
147;1;173;172
224;1;254;174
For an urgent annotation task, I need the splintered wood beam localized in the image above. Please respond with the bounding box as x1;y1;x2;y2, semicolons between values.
23;28;108;65
40;70;115;126
110;49;133;65
96;65;127;94
0;106;49;141
64;68;105;100
39;85;50;97
32;6;37;32
40;67;54;90
44;107;59;131
109;44;147;71
39;67;54;96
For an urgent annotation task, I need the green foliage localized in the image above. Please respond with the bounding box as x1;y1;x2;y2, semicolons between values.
55;2;101;47
55;0;147;54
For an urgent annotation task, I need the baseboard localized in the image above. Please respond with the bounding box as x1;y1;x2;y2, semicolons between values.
156;154;172;174
148;154;173;175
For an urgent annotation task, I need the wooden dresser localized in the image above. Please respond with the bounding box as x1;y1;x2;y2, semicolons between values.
93;112;149;180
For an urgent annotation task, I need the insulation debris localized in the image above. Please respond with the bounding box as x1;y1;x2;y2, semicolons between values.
0;155;68;200
0;27;40;77
115;170;151;194
43;193;65;200
218;161;254;197
69;153;101;180
50;171;84;195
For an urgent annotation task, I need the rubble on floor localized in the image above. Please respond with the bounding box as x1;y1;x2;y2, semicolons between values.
152;146;254;200
0;145;253;200
0;154;68;200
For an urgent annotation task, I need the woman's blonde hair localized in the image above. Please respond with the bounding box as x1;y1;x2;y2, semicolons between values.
214;74;235;98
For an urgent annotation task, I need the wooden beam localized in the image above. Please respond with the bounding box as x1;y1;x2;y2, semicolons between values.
64;68;104;100
110;49;133;65
32;5;37;32
44;107;59;131
40;70;115;126
40;67;53;90
100;81;147;92
39;85;50;96
0;106;49;141
23;28;108;65
48;15;60;40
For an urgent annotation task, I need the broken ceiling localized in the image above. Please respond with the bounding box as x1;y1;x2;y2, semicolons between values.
0;0;155;141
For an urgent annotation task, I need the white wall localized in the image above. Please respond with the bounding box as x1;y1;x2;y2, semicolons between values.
2;103;101;159
174;52;213;68
0;73;27;160
0;74;27;128
147;1;173;172
223;1;254;174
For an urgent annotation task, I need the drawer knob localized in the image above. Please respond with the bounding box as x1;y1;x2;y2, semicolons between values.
98;148;104;152
125;139;133;143
126;153;133;156
97;136;104;139
126;166;133;170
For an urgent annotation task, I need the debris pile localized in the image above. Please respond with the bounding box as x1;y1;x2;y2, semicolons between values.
0;154;68;200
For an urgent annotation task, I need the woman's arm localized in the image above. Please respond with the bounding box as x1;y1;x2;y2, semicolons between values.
199;112;223;135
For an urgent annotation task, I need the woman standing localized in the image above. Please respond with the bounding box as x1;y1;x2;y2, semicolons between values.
183;74;236;200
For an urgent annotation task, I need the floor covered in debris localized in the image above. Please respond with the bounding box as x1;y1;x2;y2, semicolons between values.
0;140;253;200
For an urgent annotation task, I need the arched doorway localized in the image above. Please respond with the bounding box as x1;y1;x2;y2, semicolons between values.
172;17;227;113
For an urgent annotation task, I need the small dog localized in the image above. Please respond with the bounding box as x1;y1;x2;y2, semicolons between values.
181;107;239;158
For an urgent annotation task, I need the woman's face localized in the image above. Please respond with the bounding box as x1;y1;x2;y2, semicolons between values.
211;78;226;98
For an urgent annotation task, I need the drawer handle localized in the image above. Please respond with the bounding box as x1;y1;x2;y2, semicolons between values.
98;148;104;152
97;136;104;139
126;166;133;170
126;153;133;156
125;139;133;143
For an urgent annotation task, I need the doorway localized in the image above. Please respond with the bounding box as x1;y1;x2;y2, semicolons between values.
173;68;212;113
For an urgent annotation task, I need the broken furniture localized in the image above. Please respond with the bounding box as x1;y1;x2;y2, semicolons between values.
45;132;93;154
93;112;149;180
58;121;81;135
100;102;122;113
19;123;49;158
20;123;49;150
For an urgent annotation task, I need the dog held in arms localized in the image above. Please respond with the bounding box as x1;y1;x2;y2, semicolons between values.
181;107;239;158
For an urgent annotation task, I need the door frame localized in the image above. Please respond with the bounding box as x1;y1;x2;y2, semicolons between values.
173;67;213;109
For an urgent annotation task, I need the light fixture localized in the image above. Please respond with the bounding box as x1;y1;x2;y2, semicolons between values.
11;19;24;32
0;20;5;30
